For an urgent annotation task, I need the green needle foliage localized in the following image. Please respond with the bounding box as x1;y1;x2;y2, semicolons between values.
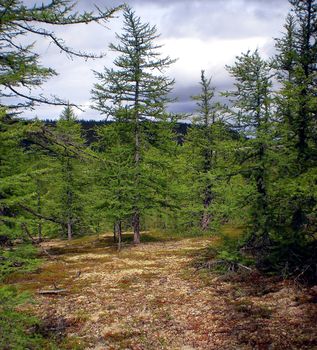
0;0;121;238
0;0;120;111
0;286;43;350
263;0;317;279
225;50;274;249
93;110;136;242
53;106;90;239
91;7;176;243
180;71;230;231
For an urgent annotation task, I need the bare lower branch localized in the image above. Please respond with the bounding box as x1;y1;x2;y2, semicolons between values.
19;204;64;225
5;85;81;108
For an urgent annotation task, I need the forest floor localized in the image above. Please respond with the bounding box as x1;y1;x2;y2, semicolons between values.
9;231;317;350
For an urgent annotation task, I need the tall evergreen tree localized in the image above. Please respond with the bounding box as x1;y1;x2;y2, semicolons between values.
0;0;120;240
56;106;80;239
91;7;175;244
48;106;91;240
18;107;91;240
182;71;218;230
225;50;274;248
94;109;135;247
265;0;317;278
275;0;317;230
274;0;317;169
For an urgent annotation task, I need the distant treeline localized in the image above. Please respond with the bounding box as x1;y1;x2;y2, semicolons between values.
41;119;190;145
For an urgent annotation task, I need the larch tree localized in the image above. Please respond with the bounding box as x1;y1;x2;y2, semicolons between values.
275;0;317;166
91;7;175;244
0;0;121;239
55;106;83;240
225;50;274;249
288;0;317;166
94;109;135;248
182;71;218;230
275;0;317;231
38;105;93;240
265;0;317;278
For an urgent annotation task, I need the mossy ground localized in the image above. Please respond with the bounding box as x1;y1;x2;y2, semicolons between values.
8;230;317;350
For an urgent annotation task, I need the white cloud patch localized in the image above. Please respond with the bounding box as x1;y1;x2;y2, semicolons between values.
162;36;269;84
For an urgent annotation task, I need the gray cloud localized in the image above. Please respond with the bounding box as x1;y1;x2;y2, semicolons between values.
82;0;290;40
19;0;290;120
168;75;235;115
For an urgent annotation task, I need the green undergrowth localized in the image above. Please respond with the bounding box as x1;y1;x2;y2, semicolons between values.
0;244;41;282
0;245;43;349
0;285;85;349
0;286;58;350
0;244;83;349
194;225;255;272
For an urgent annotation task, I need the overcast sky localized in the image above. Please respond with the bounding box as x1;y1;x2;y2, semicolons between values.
22;0;290;120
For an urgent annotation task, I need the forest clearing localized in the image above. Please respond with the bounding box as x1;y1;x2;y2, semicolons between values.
4;230;316;350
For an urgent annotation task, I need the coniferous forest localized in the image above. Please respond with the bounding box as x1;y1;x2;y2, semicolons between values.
1;1;317;349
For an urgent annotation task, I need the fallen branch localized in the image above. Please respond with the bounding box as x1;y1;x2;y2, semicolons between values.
38;289;67;295
194;260;225;271
195;259;253;272
237;263;253;271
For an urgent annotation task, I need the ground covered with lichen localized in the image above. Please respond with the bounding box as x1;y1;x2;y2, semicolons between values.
8;233;317;349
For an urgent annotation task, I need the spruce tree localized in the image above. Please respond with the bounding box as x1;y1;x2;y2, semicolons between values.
91;7;175;244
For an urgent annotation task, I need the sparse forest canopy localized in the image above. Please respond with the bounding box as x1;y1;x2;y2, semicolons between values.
0;0;317;348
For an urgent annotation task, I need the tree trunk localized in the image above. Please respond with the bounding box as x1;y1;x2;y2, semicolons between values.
113;220;122;250
67;220;72;240
201;115;213;231
254;144;269;247
133;70;141;244
133;210;140;244
200;183;212;231
113;222;117;242
117;221;122;251
38;222;42;243
201;211;212;231
36;180;43;242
